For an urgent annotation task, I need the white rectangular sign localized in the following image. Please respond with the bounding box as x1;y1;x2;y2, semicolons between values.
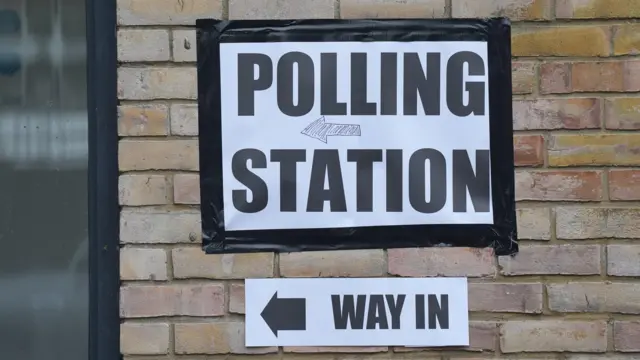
220;41;493;231
245;277;469;347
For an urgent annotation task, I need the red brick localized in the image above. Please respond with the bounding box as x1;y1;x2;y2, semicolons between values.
513;99;601;130
541;61;640;94
120;284;225;318
624;60;640;91
229;282;245;314
279;249;386;277
498;245;601;276
548;283;640;314
172;248;274;279
388;248;496;277
614;321;640;352
572;62;624;92
609;170;640;201
556;208;640;239
514;135;544;167
173;173;200;204
608;245;640;277
605;98;640;130
174;322;276;354
394;321;497;352
469;283;543;313
500;321;607;353
515;170;602;201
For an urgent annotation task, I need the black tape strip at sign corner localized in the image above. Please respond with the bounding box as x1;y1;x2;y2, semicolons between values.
195;18;518;256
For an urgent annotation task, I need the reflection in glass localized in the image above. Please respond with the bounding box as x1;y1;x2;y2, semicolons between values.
0;0;89;358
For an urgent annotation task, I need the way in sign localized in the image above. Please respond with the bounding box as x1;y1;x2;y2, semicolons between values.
245;277;469;347
332;294;449;331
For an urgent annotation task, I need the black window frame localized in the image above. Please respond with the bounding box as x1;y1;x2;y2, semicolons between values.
87;0;119;358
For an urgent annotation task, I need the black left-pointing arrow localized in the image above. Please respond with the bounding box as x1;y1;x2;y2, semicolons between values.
260;292;306;337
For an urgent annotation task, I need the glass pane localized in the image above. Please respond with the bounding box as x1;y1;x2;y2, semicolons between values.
0;0;89;358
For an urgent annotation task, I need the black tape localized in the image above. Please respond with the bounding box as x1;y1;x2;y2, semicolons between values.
196;18;517;256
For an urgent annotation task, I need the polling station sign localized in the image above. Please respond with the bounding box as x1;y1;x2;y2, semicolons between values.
196;19;517;255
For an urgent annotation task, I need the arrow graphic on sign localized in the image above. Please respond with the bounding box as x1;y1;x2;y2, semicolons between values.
301;116;361;143
260;292;307;337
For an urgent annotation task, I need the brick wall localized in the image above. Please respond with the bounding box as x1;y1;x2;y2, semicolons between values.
117;0;640;358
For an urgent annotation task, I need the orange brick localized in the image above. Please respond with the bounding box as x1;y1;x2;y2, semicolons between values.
605;98;640;130
498;245;601;275
549;134;640;167
500;321;607;353
341;0;446;19
172;247;274;279
173;173;200;204
512;26;610;57
556;0;640;19
613;24;640;55
513;98;601;130
174;322;276;354
452;0;551;21
514;135;544;167
119;139;199;171
117;104;169;136
512;62;535;94
120;323;170;355
388;248;496;277
515;170;602;201
120;284;225;318
609;170;640;201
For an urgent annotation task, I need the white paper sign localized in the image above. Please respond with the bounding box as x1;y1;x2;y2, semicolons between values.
220;41;492;231
245;277;469;347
